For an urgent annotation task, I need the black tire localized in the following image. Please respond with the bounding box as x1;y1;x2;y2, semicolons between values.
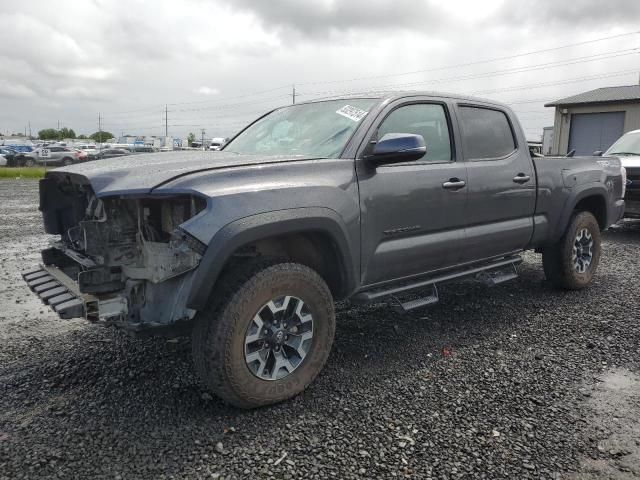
192;259;335;409
62;157;73;166
542;211;601;290
24;157;35;167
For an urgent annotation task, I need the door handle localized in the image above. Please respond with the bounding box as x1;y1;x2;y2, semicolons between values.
513;174;531;184
442;178;466;190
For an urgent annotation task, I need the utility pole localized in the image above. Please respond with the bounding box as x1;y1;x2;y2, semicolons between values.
98;113;102;151
57;120;60;131
201;128;206;151
292;84;296;104
165;105;168;137
28;121;31;139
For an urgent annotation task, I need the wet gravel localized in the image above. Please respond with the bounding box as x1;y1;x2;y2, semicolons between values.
1;179;639;479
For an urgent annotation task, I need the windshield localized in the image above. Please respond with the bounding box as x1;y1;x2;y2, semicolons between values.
225;99;377;158
605;131;640;156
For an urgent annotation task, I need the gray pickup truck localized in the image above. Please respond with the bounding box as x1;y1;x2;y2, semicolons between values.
24;92;625;408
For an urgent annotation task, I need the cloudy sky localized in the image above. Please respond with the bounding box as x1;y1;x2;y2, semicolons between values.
1;0;639;141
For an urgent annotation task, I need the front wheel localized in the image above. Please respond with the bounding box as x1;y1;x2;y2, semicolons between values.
62;157;73;166
192;260;335;408
542;211;601;289
24;157;35;167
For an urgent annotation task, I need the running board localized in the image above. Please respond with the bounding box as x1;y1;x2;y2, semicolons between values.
353;255;522;304
391;285;439;313
475;264;519;286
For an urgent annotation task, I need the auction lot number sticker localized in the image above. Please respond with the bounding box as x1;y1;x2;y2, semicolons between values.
336;105;368;122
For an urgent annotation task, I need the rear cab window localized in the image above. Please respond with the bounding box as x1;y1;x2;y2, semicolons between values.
458;106;516;160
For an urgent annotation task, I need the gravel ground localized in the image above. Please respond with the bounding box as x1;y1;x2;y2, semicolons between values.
0;179;639;480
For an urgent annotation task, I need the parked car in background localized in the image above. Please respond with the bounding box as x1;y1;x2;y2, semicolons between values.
604;129;640;218
0;152;7;166
131;145;156;153
0;147;19;167
76;145;100;159
3;145;34;153
97;148;129;159
209;137;228;151
527;141;543;157
20;146;84;167
75;150;89;161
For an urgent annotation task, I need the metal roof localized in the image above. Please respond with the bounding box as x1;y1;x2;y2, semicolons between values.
545;85;640;107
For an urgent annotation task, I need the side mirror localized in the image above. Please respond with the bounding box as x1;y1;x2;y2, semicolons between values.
367;133;426;166
593;150;603;157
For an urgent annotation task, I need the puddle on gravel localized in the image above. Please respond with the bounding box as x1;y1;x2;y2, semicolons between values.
566;369;640;479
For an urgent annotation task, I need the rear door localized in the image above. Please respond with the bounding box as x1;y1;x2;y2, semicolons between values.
357;98;469;286
455;104;536;262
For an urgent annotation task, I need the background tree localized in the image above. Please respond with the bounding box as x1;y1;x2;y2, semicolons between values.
187;132;196;147
89;131;114;142
77;134;88;139
37;128;77;140
59;127;76;139
38;128;59;140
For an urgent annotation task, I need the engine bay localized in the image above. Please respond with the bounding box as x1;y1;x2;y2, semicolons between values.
37;174;207;327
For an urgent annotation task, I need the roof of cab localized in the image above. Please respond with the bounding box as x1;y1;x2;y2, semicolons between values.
299;90;511;109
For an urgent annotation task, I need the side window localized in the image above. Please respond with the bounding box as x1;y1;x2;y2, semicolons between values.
376;103;452;162
458;106;516;159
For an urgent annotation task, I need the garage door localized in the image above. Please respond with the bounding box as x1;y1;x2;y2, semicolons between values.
568;111;625;156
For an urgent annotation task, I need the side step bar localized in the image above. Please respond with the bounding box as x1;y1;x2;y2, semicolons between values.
352;255;522;309
391;284;439;313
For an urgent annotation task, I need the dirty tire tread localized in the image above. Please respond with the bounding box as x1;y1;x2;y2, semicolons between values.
542;211;601;290
192;258;335;409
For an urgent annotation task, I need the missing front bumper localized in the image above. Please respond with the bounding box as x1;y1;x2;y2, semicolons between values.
22;265;127;321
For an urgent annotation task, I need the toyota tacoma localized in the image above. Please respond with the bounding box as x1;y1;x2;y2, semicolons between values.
23;92;626;408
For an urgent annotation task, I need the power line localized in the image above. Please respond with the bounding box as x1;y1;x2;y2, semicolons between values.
99;30;639;118
170;94;290;113
471;69;639;96
167;85;291;107
299;49;640;98
80;32;640;137
295;30;640;87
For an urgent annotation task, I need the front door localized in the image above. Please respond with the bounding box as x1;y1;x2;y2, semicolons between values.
455;104;536;262
356;100;469;287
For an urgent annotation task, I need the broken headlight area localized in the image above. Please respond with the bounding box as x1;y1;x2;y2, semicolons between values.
32;176;207;329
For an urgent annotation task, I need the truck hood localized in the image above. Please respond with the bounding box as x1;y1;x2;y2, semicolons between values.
46;150;318;197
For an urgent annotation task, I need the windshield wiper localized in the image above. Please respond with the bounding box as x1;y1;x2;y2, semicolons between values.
608;152;640;156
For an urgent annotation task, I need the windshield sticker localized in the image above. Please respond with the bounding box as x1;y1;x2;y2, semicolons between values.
336;105;368;122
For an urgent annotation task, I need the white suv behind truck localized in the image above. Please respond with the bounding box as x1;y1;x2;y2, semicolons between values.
605;129;640;218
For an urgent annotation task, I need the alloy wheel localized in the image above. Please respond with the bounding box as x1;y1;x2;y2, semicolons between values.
244;295;314;381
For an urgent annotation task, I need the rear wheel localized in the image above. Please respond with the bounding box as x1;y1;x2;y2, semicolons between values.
24;157;35;167
542;211;601;289
62;157;73;166
192;259;335;408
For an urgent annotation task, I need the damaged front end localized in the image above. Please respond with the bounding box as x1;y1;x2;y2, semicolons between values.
23;173;207;333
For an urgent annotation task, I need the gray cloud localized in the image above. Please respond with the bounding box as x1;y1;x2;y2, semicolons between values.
0;0;637;141
498;0;640;26
222;0;448;37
